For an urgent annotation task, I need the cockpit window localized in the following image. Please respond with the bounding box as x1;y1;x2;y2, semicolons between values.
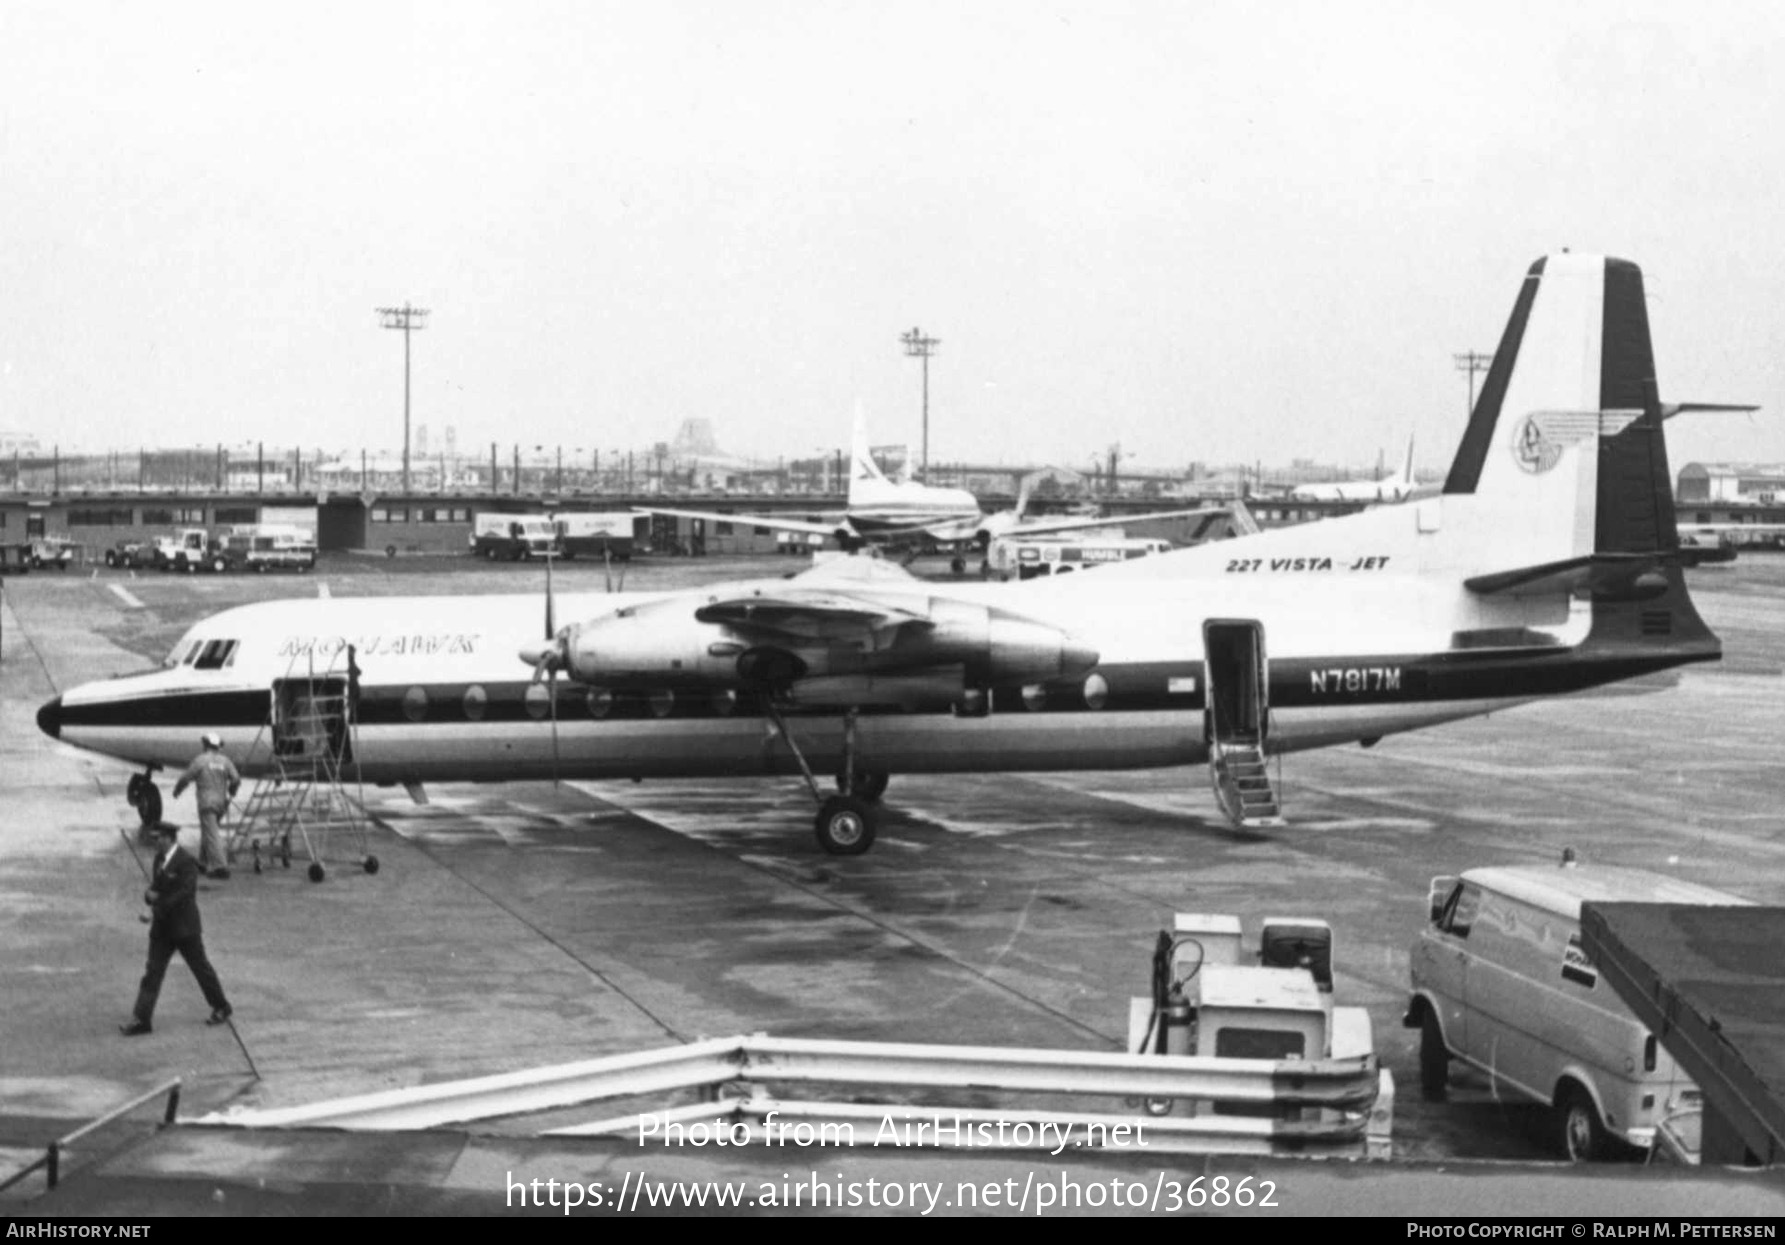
194;640;239;670
170;640;205;667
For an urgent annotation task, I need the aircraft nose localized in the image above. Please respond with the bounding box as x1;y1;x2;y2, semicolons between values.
37;695;62;740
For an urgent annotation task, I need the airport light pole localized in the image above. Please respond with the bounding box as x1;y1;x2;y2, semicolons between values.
377;303;431;496
900;326;940;477
1453;350;1493;420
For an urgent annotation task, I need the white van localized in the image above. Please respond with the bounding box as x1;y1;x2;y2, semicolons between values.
1404;855;1749;1161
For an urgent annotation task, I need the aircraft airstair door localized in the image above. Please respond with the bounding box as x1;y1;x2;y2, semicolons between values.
1202;620;1283;828
272;676;352;765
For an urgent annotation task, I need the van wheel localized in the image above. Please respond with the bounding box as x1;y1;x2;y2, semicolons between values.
1418;1009;1449;1101
1557;1085;1612;1162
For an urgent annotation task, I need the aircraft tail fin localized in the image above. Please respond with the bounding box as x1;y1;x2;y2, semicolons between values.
1441;254;1676;564
848;403;891;504
1444;254;1720;661
1014;474;1035;520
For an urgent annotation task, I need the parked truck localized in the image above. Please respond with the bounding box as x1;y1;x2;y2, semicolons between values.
551;512;648;560
167;528;229;574
218;524;318;573
470;514;559;561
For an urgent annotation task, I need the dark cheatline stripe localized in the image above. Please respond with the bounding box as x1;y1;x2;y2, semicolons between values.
58;690;271;730
1443;256;1548;495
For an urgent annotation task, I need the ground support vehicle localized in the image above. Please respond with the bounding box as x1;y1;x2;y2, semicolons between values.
989;534;1172;580
470;514;558;561
104;541;157;569
1404;853;1748;1161
219;525;317;573
1126;912;1392;1155
28;538;79;571
552;512;646;560
167;529;229;574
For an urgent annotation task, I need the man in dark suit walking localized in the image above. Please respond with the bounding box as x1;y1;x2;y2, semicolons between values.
120;822;233;1036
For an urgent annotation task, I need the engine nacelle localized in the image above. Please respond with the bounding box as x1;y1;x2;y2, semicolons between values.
560;600;755;688
883;598;1097;683
540;593;1098;693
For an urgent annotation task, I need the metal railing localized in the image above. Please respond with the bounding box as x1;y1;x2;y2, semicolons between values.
196;1034;1391;1159
0;1078;181;1193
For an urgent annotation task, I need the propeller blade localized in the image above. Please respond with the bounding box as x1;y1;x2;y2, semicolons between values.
549;667;561;787
545;551;556;639
604;546;613;594
617;559;626;593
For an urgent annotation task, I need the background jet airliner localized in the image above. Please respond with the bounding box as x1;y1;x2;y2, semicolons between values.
40;254;1738;856
640;414;1234;563
1290;436;1420;503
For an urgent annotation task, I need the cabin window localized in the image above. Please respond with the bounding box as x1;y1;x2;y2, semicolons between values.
649;691;675;718
710;690;737;716
1082;673;1109;710
401;687;429;722
1021;684;1047;712
585;689;613;719
462;685;487;721
523;684;552;720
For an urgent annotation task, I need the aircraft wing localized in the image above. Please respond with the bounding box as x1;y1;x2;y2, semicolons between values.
989;503;1255;541
694;588;930;642
633;505;851;540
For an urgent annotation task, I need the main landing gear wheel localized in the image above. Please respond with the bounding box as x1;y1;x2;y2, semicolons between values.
815;796;876;856
364;856;380;875
308;862;326;883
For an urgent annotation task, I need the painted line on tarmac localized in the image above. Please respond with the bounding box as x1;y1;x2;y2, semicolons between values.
108;584;145;609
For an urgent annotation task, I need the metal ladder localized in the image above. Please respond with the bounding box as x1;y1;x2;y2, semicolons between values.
230;645;376;881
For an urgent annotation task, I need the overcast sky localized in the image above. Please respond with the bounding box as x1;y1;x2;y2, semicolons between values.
3;1;1781;477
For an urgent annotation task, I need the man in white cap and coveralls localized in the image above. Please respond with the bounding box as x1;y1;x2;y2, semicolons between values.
172;732;240;879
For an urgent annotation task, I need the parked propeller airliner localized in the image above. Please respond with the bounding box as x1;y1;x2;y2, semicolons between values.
38;255;1738;854
640;411;1232;564
1291;436;1420;503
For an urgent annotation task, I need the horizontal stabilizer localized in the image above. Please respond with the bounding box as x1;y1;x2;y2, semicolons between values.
1659;402;1760;420
1465;552;1688;598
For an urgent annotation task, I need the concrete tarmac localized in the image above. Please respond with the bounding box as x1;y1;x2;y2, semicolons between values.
4;553;1785;1216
